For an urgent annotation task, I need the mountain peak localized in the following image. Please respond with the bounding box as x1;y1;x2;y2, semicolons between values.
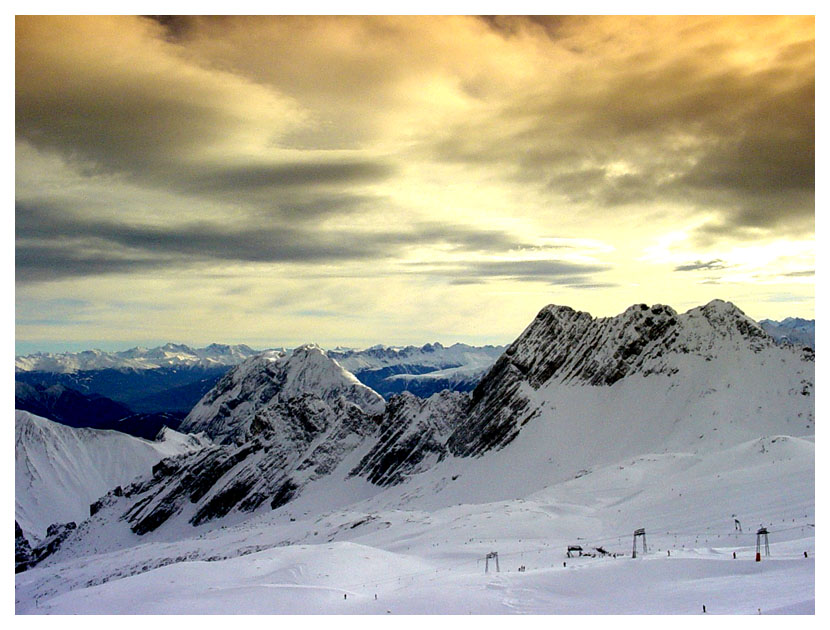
181;347;385;444
447;298;812;457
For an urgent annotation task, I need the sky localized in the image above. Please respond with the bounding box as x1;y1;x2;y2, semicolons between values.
14;14;815;354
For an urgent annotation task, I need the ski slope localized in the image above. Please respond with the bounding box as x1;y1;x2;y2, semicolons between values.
15;432;814;614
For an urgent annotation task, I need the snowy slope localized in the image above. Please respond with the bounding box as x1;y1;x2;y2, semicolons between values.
15;343;259;373
15;411;209;540
16;433;814;614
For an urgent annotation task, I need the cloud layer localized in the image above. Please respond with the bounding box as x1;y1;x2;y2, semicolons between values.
15;16;814;348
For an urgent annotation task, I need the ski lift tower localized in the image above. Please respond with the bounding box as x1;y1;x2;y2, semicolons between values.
485;551;500;573
756;528;770;561
632;528;647;558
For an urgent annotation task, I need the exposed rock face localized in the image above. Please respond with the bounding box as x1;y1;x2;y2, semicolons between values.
181;345;385;445
350;390;468;486
18;521;77;571
15;521;32;573
106;346;385;535
447;300;798;457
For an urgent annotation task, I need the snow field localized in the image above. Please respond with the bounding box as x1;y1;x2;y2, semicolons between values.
16;431;814;614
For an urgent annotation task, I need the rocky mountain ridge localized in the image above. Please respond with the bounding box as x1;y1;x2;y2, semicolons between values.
446;300;810;457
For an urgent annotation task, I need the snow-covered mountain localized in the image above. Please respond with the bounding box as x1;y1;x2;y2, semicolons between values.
15;343;260;373
81;345;387;537
447;300;813;460
15;411;209;541
15;299;814;613
181;344;386;444
30;300;812;541
349;390;468;486
759;317;815;349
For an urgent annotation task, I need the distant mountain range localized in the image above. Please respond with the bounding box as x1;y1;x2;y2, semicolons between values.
15;343;260;373
15;366;234;415
759;317;815;349
15;342;507;416
329;342;505;398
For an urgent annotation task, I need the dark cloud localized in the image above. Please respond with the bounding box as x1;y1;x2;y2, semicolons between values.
783;270;814;277
674;259;728;272
403;258;608;285
15;242;178;282
191;161;396;193
431;16;814;241
259;193;381;222
406;223;540;253
16;200;544;283
464;260;606;278
447;278;486;285
14;15;814;302
143;15;198;40
477;16;574;40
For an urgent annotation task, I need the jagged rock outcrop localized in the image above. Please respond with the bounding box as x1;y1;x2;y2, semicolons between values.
181;345;385;445
103;346;385;535
18;521;77;571
350;390;468;486
447;300;808;457
15;521;32;573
